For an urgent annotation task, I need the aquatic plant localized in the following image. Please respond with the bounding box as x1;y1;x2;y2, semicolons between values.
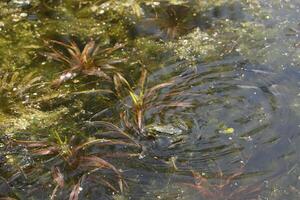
148;4;195;39
9;130;140;199
0;1;289;199
37;0;131;39
169;28;222;62
45;40;126;87
0;2;42;69
0;72;72;135
167;19;278;63
92;0;190;19
132;37;167;65
0;71;42;113
99;0;158;18
113;69;192;135
120;0;146;18
184;166;264;200
286;24;300;36
0;107;68;135
86;121;141;147
286;23;300;48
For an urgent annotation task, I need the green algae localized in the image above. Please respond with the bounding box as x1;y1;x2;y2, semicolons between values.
0;0;296;199
0;106;68;134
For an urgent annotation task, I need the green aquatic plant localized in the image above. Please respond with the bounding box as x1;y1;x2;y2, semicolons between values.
45;40;126;87
0;107;68;134
167;27;223;62
0;2;42;69
113;69;192;135
167;19;278;63
132;37;167;66
93;0;188;19
0;71;42;113
99;0;157;18
190;0;263;15
120;0;146;18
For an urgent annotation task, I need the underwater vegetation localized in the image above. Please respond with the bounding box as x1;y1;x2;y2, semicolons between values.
144;4;196;39
5;129;140;199
0;0;296;199
184;166;263;200
0;71;41;113
45;40;126;88
182;157;285;200
113;69;192;135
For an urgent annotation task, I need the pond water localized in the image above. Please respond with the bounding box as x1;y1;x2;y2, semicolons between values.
0;0;300;200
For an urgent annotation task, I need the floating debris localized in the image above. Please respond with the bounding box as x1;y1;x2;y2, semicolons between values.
219;127;235;135
147;124;183;135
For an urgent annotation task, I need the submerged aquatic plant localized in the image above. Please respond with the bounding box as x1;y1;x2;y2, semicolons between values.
113;69;192;135
9;130;140;199
285;23;300;36
102;0;159;18
0;71;41;113
45;40;126;87
286;23;300;48
167;27;221;62
149;5;195;39
183;165;265;200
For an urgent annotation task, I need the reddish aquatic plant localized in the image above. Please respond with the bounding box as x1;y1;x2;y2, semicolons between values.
45;40;126;87
184;166;265;200
145;5;195;39
10;131;140;199
113;68;192;135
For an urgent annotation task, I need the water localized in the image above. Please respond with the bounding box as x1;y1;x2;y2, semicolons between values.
0;0;300;199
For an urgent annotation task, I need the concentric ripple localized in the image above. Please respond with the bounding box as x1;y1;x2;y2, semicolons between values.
122;56;300;199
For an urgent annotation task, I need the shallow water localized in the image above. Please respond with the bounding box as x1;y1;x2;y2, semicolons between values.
0;0;300;199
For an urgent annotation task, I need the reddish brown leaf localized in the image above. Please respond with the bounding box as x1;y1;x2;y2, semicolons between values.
139;69;147;91
74;139;137;153
145;81;174;99
69;181;81;200
102;152;140;158
136;110;143;132
79;156;120;177
52;166;64;188
12;140;49;148
183;183;215;199
31;146;59;155
88;121;140;146
98;178;118;192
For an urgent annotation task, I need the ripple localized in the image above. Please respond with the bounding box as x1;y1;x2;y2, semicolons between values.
132;56;300;199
